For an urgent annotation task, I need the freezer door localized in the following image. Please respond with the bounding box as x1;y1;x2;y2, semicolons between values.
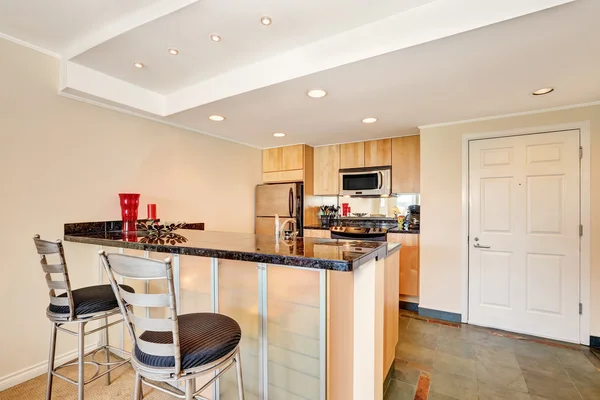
256;217;276;235
256;183;297;217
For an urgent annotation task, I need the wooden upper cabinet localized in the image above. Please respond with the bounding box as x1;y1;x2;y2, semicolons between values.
340;142;365;169
313;145;340;195
391;135;420;193
281;144;304;171
262;144;304;173
364;139;392;167
263;147;283;172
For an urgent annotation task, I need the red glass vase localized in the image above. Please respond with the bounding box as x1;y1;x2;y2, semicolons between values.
118;193;140;231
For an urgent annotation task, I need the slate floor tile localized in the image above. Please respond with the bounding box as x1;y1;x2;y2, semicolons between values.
430;370;479;400
474;345;520;369
436;340;476;359
511;341;558;362
476;360;527;393
516;354;571;382
477;382;532;400
384;380;416;400
396;341;435;366
393;358;422;386
433;352;477;379
523;371;582;400
428;391;458;400
553;347;598;370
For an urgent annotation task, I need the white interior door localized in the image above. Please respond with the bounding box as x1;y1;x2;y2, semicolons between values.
468;130;580;342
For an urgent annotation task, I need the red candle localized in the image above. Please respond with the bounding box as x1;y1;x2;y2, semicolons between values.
147;204;157;220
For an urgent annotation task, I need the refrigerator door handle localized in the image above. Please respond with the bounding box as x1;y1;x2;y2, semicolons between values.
288;188;294;217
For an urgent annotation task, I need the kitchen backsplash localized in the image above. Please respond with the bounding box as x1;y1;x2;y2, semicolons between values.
307;194;420;217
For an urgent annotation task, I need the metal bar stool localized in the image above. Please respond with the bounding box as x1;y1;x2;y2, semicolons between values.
33;235;132;400
99;251;245;400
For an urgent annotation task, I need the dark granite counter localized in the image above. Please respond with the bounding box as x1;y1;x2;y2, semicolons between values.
64;229;395;272
387;228;420;234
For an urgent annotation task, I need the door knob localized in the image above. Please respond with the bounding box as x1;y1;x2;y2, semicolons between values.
473;237;490;248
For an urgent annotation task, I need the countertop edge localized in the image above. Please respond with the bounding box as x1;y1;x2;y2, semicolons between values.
64;233;359;272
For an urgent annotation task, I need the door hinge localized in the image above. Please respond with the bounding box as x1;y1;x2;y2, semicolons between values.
579;303;583;315
580;224;583;237
580;146;583;159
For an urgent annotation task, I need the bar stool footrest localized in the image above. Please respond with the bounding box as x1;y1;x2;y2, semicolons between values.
51;344;130;386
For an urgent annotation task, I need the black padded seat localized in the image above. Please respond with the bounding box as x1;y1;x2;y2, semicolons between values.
48;284;134;316
135;313;241;370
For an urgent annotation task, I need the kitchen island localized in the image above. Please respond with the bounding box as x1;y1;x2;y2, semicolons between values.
64;223;401;400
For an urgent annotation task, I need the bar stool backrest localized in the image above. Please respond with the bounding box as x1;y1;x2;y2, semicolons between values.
33;235;75;320
99;252;182;376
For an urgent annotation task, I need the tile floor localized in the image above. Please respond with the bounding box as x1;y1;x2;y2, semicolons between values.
385;310;600;400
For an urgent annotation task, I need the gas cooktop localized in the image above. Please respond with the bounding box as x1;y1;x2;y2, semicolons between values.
330;226;389;236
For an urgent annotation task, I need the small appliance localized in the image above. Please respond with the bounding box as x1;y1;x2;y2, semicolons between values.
339;166;391;197
330;226;389;241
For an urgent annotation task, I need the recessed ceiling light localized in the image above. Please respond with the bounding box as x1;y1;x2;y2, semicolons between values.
531;87;554;96
133;62;144;69
209;115;225;121
273;132;286;137
210;34;221;42
168;48;179;55
307;89;327;98
362;117;377;123
261;16;273;26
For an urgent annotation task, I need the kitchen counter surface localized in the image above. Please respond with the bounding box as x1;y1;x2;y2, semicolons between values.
64;228;396;272
388;228;420;234
305;225;419;234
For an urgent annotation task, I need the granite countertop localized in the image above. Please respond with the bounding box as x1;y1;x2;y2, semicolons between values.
387;228;420;234
305;225;419;234
64;229;394;272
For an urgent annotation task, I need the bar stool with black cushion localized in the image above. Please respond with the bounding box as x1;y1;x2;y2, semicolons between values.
33;235;133;400
99;251;245;400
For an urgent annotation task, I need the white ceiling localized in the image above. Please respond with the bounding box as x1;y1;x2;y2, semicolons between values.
1;0;597;148
72;0;434;94
0;0;165;54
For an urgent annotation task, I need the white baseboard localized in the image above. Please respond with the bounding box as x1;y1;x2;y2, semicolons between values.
0;342;99;392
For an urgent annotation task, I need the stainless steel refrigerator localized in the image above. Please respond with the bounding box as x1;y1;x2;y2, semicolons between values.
255;183;303;236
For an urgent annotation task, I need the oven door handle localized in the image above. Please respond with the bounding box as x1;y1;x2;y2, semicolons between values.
378;171;383;189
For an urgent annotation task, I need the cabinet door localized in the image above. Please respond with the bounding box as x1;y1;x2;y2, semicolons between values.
282;144;304;171
340;142;365;169
313;145;340;195
383;250;400;375
364;139;391;167
263;147;283;172
304;229;331;239
391;136;420;193
387;233;420;297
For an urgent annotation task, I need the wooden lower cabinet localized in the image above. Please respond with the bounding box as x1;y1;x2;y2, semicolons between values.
387;233;420;297
303;229;331;238
383;250;400;376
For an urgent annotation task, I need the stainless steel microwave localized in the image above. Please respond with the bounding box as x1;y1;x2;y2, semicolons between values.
339;166;391;197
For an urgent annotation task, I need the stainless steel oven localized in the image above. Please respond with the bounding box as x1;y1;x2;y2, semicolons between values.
339;166;391;197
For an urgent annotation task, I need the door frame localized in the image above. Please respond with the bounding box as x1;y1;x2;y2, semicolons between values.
460;121;591;344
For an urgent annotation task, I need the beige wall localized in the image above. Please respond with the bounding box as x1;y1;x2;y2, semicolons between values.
0;37;261;382
420;104;600;335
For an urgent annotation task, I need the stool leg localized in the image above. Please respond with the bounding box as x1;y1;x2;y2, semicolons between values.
104;316;111;385
235;349;245;400
45;322;58;400
185;379;194;400
77;322;86;400
133;371;142;400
